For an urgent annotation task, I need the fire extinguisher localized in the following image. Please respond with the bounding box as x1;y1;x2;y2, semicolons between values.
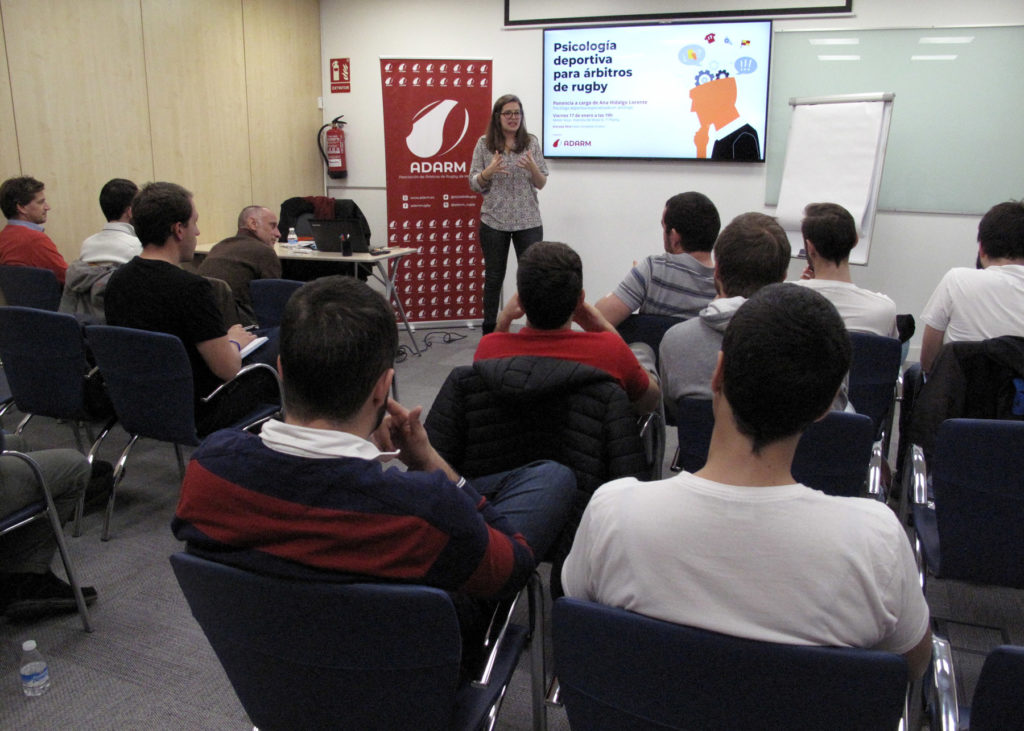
318;115;347;179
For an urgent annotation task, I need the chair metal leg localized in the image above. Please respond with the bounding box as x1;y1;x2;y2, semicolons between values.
15;411;33;437
102;434;139;541
175;443;186;482
73;417;116;537
528;572;548;731
4;451;92;632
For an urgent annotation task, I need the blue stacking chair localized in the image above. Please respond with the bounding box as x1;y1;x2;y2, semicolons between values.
930;642;1024;731
249;278;304;329
86;326;280;540
553;597;908;731
0;432;92;631
170;552;545;731
792;411;876;498
0;265;62;311
671;398;876;499
910;419;1024;590
0;306;115;456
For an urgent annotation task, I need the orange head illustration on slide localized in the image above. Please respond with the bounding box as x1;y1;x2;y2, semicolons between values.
689;74;760;161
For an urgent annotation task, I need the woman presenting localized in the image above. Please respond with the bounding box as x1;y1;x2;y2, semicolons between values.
469;94;548;334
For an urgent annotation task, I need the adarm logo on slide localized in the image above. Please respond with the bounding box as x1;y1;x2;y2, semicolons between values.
553;138;592;148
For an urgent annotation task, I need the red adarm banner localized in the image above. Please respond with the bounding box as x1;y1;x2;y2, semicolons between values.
380;58;492;325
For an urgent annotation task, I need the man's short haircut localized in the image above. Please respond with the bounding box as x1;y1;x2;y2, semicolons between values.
516;241;582;330
978;200;1024;260
99;178;139;222
0;176;45;219
131;182;193;247
237;205;264;229
713;212;791;298
721;283;850;454
279;276;397;423
664;191;721;253
801;202;858;265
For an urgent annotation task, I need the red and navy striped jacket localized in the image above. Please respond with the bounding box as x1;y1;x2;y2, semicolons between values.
171;429;535;599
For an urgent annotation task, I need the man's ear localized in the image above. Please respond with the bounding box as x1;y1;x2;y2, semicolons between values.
710;351;725;395
372;368;394;405
804;240;817;258
668;228;683;252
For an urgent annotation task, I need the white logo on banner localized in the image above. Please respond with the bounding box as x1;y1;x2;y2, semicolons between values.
405;99;469;158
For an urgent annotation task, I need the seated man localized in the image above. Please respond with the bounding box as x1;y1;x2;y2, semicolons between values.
563;284;931;679
795;202;897;337
594;191;719;327
172;276;575;641
61;178;141;320
197;205;282;326
0;176;68;284
0;434;96;621
660;212;789;405
919;200;1024;374
475;241;661;414
104;182;274;435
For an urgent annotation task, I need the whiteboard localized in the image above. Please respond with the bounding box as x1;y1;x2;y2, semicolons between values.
766;25;1024;215
775;95;893;265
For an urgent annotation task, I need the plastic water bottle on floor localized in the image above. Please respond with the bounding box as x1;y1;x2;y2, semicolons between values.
287;227;298;247
20;640;51;696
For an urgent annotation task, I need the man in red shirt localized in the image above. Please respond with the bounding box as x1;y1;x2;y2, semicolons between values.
0;176;68;284
475;241;661;414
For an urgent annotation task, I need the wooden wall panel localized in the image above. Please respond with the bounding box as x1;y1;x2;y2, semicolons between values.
141;0;252;243
0;13;22;182
242;0;323;213
1;0;153;258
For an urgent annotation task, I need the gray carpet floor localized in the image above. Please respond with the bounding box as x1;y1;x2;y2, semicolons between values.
1;326;1021;729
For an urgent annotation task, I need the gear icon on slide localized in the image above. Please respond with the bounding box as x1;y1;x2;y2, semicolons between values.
715;69;731;79
694;70;715;86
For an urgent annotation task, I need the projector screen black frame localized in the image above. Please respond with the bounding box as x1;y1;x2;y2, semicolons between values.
542;19;772;162
506;0;849;27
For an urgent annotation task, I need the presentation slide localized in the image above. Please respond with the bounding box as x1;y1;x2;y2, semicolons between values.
543;21;771;161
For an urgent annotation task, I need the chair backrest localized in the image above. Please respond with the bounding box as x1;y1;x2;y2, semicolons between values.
616;314;683;368
553;597;908;731
674;399;874;497
970;645;1024;731
673;396;715;473
249;278;304;329
931;419;1024;587
425;358;647;494
0;306;91;420
169;552;463;731
792;411;875;497
848;332;901;435
0;265;61;311
86;325;199;445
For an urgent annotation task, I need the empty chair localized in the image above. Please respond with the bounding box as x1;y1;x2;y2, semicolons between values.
0;306;114;453
671;399;876;499
930;642;1024;731
553;597;908;731
847;332;902;441
249;278;303;328
86;325;280;540
0;433;92;631
0;265;62;311
669;396;714;473
792;411;875;498
911;419;1024;589
170;552;543;731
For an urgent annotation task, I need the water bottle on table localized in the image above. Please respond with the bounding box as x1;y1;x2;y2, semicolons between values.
286;227;298;247
20;639;51;696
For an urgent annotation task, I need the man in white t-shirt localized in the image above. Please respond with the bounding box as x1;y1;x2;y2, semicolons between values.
795;202;897;338
919;200;1024;374
563;283;932;678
